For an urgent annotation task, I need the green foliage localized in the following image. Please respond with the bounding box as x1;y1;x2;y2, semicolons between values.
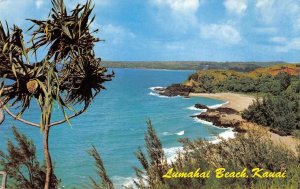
88;146;114;189
186;66;299;95
242;92;300;135
133;120;168;188
0;126;59;189
186;67;300;135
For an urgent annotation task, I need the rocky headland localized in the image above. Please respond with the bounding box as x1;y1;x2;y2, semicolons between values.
154;87;300;154
191;104;246;133
154;84;194;97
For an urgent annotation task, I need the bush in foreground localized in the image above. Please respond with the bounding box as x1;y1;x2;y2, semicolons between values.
0;127;59;189
126;122;300;189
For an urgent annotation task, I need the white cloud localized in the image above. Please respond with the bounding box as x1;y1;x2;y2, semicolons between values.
65;0;110;9
151;0;201;31
255;0;274;9
270;37;288;43
255;0;300;29
224;0;247;15
35;0;43;9
101;24;135;45
275;37;300;52
200;24;241;44
153;0;200;15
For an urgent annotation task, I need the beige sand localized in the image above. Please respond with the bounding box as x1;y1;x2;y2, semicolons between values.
189;92;255;112
190;92;300;155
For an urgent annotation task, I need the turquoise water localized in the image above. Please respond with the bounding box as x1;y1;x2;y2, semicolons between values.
0;68;228;188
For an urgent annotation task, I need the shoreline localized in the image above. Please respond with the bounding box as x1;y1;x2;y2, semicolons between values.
189;92;255;112
190;92;300;155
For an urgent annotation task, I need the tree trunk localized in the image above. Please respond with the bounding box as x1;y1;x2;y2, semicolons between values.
0;171;7;189
43;114;52;189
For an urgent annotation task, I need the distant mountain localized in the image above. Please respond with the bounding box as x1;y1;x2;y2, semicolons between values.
101;61;289;72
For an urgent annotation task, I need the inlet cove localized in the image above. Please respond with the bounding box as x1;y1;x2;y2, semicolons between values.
163;168;287;179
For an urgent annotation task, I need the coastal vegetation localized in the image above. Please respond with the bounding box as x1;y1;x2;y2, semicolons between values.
1;120;299;188
185;64;300;94
0;0;112;188
88;146;114;189
129;122;300;189
0;127;59;189
242;92;300;135
182;64;300;136
89;121;299;189
0;0;299;188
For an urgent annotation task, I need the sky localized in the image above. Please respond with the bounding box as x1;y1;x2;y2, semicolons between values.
1;0;300;62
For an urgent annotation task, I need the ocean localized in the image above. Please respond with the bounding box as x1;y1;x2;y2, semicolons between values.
0;68;234;188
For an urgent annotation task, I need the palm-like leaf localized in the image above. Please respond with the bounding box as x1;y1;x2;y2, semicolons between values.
0;0;112;122
28;0;100;62
61;55;113;106
0;24;44;116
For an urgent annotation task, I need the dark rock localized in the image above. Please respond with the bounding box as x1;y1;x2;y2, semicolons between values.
207;107;238;114
153;88;165;92
195;104;209;109
158;84;194;97
196;112;241;129
233;126;247;133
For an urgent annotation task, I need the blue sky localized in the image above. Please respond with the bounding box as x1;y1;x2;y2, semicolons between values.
1;0;300;62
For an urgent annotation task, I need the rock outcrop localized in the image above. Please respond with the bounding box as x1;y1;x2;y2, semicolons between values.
194;104;209;109
155;84;194;97
192;104;245;132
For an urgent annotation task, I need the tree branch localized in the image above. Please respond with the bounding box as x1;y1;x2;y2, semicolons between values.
49;104;89;127
3;106;40;128
1;86;14;96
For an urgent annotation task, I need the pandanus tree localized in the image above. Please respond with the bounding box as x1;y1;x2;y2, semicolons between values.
0;0;113;188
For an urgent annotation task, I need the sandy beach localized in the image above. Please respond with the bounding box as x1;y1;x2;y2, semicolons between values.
190;92;300;155
189;92;256;112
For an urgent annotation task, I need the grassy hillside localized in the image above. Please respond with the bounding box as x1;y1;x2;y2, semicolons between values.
250;64;300;76
185;64;300;93
183;64;300;136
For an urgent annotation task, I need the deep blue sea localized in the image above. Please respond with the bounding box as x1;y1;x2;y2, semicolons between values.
0;68;232;188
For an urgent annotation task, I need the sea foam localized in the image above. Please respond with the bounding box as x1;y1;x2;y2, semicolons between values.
176;130;185;136
210;128;235;144
187;105;208;112
112;176;136;189
149;86;164;91
164;146;184;163
193;117;214;125
208;101;229;109
148;92;170;98
163;130;185;136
